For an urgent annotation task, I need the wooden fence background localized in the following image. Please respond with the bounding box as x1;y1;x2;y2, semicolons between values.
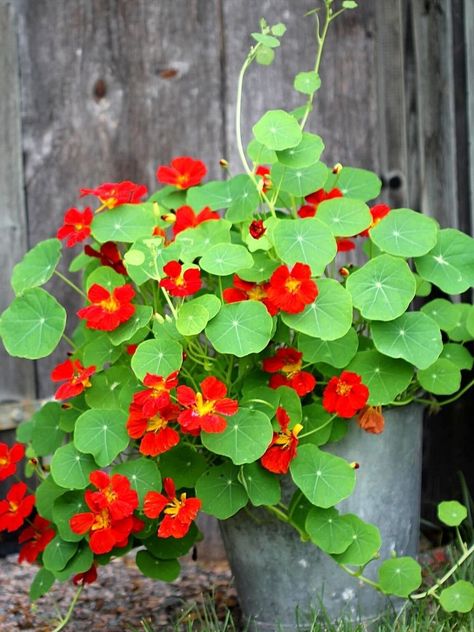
1;0;473;557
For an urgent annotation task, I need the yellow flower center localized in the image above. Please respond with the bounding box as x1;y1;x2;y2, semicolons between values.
194;392;216;417
0;456;8;466
74;223;84;231
336;381;352;396
164;493;187;517
100;195;118;209
174;274;186;287
146;415;168;432
104;487;118;504
99;295;120;312
284;277;302;294
176;174;190;189
273;424;303;449
281;360;302;378
8;501;19;512
91;509;111;531
247;285;267;301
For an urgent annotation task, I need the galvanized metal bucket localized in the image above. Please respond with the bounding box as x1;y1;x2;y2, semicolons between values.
220;405;423;630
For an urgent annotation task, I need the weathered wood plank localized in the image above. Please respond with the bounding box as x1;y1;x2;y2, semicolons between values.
0;0;36;404
465;0;474;231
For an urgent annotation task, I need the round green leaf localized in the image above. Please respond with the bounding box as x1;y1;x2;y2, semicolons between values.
175;219;231;262
438;500;468;527
276;132;324;168
271;162;328;197
370;208;438;257
200;243;253;276
298;328;359;367
378;557;422;597
113;458;162;504
346;255;416;321
50;443;97;490
135;551;180;581
299;403;334;447
31;402;66;457
124;237;181;286
11;238;62;295
108;305;153;345
332;515;382;566
131;338;183;380
86;265;124;292
237;252;279;282
446;304;474;342
421;298;459;332
195;461;248;519
187;181;232;210
371;312;442;369
282;278;352;340
418;358;461;395
414;228;474;294
74;408;129;467
158;446;207;490
256;46;275;66
0;287;66;359
85;367;137;410
324;167;382;202
251;32;281;48
293;71;321;95
347;350;414;405
144;523;199;559
53;544;93;581
91;203;157;243
201;408;273;465
176;303;209;336
241;462;281;507
52;491;89;542
272;218;337;275
35;476;67;521
439;580;474;613
190;294;221;319
247;139;277;165
226;175;260;222
317;198;371;237
290;444;356;508
30;568;55;601
305;507;354;554
252;109;302;151
440;344;473;371
205;301;273;357
83;332;122;369
414;274;432;297
43;536;78;572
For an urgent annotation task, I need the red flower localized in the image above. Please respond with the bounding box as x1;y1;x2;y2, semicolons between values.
359;204;391;237
322;371;369;418
144;478;201;538
336;238;356;252
160;261;201;297
263;347;316;397
77;283;135;331
127;403;181;457
80;181;148;210
177;376;238;433
126;344;138;355
223;275;278;316
261;407;303;474
249;219;266;240
156;157;207;190
73;564;98;586
84;241;126;275
132;372;179;417
172;205;220;236
51;359;96;400
357;405;385;434
267;263;318;314
86;471;139;521
0;482;35;532
298;188;343;218
18;515;55;563
0;442;25;481
57;208;93;247
256;166;271;193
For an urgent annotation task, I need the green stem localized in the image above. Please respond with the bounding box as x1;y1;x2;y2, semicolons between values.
54;271;87;299
340;564;382;591
61;333;77;351
411;543;474;600
416;379;474;408
299;414;336;438
455;527;468;554
265;504;307;540
51;585;83;632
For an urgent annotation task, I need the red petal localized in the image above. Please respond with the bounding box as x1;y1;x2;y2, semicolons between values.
200;376;227;401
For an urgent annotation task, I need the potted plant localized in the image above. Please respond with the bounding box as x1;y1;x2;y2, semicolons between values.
1;0;473;629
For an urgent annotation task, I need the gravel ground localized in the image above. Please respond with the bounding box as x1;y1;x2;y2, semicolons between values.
0;553;239;631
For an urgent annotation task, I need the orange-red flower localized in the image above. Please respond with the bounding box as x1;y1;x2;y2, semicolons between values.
18;515;55;563
77;283;135;331
156;157;207;190
57;207;93;247
172;205;220;236
127;403;180;457
0;482;35;532
323;371;369;418
267;263;318;314
336;238;356;252
357;405;385;434
144;478;201;538
223;275;278;316
256;165;271;193
80;181;148;210
359;204;391;237
262;347;316;397
298;188;343;218
261;407;303;474
84;241;126;275
160;261;201;297
0;442;25;481
177;376;238;433
86;471;139;521
249;219;266;240
73;564;98;586
132;372;179;417
50;359;96;401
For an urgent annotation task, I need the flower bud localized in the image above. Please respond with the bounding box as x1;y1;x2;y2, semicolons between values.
332;162;343;174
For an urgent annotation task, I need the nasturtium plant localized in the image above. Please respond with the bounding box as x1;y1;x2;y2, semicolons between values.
0;1;473;627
